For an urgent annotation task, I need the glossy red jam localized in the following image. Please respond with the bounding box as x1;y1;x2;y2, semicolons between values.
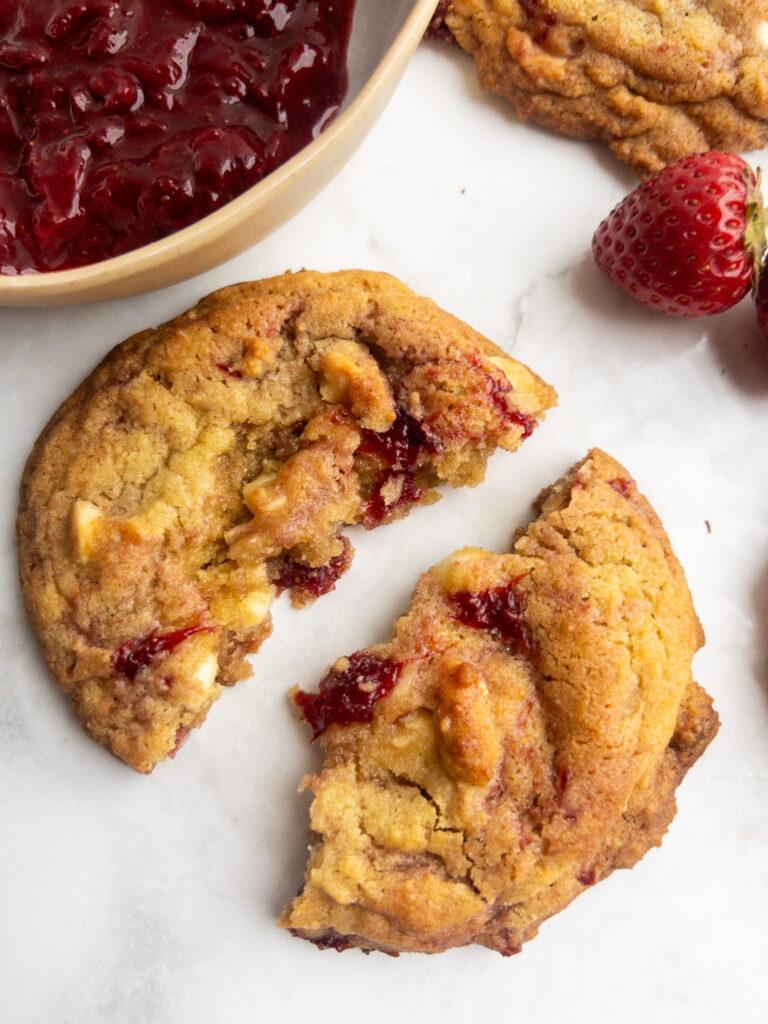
293;650;401;739
360;468;423;529
449;582;532;656
112;623;213;679
357;409;438;470
271;536;352;601
0;0;355;273
356;410;436;528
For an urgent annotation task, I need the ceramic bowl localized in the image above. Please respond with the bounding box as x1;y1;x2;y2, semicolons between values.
0;0;437;308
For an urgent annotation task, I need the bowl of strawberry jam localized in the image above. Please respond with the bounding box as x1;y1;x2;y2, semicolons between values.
0;0;437;306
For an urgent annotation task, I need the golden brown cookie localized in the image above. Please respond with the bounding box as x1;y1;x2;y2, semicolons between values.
430;1;768;175
279;449;717;954
17;269;556;775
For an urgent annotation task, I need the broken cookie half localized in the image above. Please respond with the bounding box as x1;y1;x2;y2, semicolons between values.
280;449;717;955
17;270;555;774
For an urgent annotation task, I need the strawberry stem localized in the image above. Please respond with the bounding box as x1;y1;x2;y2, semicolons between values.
745;166;767;292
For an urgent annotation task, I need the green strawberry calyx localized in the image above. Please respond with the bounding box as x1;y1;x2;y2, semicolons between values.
745;166;767;292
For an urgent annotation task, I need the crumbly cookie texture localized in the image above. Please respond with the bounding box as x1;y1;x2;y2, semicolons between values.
430;1;768;175
17;270;555;775
280;449;717;954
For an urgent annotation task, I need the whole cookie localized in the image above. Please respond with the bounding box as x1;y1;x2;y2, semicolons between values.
430;1;768;175
17;270;556;774
280;449;717;954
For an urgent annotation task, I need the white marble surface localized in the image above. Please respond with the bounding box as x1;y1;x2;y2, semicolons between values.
2;39;768;1024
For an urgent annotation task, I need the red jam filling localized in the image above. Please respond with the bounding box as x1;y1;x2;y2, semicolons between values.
360;468;423;530
467;354;536;439
112;623;213;679
293;650;401;739
0;0;355;273
483;372;536;439
272;536;352;600
356;410;436;528
449;582;532;656
356;408;438;470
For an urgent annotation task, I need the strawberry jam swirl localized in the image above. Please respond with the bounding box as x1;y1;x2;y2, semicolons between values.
112;624;213;679
293;651;402;739
356;408;439;528
449;582;532;657
271;536;353;601
0;0;356;273
357;408;439;470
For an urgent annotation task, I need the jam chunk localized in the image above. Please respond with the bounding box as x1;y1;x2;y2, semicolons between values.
271;537;353;602
355;409;438;527
293;651;402;739
112;624;213;680
449;583;532;656
357;408;438;470
360;469;424;529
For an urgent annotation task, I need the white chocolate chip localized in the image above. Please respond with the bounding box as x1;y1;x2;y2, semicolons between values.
318;340;395;431
242;472;287;514
432;547;489;593
70;499;104;562
238;587;273;627
243;470;277;494
206;563;275;631
193;651;219;690
181;650;221;710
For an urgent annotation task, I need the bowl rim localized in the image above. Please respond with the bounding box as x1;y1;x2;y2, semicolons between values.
0;0;438;304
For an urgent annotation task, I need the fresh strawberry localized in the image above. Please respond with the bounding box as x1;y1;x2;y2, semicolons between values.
592;152;766;316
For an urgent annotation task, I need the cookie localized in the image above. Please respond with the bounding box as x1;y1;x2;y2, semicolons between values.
430;1;768;176
279;449;717;954
17;269;556;774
